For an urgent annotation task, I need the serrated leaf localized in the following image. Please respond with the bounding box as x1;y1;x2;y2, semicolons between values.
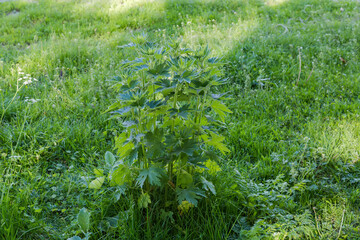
110;165;132;186
204;159;221;175
202;132;230;155
113;106;131;116
169;104;192;119
144;129;164;158
138;192;151;209
146;99;167;109
105;101;122;113
78;208;90;232
118;92;134;101
201;177;216;195
136;167;163;188
176;187;205;207
172;138;197;156
115;132;135;158
119;80;139;92
105;151;115;166
147;62;170;76
122;120;137;128
126;148;138;165
89;177;105;190
211;100;232;121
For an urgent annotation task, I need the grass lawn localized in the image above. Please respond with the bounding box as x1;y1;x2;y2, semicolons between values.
1;0;360;239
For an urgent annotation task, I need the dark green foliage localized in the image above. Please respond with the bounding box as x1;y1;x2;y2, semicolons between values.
92;37;231;214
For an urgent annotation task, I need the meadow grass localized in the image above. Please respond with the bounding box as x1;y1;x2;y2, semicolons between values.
1;0;360;239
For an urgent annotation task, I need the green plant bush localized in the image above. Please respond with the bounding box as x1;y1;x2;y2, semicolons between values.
90;36;231;215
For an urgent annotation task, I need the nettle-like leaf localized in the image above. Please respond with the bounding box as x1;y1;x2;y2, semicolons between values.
176;187;205;207
210;100;233;121
103;38;232;211
112;106;131;116
202;132;230;155
144;129;164;158
136;167;164;188
146;99;167;109
172;138;197;156
148;62;170;76
115;132;135;158
169;104;192;119
154;79;177;96
201;176;216;195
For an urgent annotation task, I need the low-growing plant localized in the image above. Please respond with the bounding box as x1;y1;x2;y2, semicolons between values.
89;36;231;227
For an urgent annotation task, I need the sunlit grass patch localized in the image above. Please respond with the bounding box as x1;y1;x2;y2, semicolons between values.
307;119;360;163
179;18;258;55
265;0;290;6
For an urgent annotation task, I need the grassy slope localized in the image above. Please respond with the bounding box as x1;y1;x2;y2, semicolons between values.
1;0;360;239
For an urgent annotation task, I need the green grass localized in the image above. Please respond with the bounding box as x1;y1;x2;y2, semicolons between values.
1;0;360;239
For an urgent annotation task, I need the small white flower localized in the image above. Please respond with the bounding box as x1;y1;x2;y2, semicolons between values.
23;80;33;85
25;98;41;103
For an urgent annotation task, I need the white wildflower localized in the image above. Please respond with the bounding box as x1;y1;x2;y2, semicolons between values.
23;79;33;85
25;98;41;103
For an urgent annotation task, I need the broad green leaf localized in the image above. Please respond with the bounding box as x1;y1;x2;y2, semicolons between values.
115;132;135;158
201;177;216;195
204;160;222;175
110;165;132;186
105;151;116;166
177;170;193;188
78;208;90;232
172;138;197;156
104;101;121;113
89;177;105;189
144;129;164;158
169;104;192;119
93;168;104;177
211;100;232;121
113;106;131;116
138;192;151;209
118;91;134;101
136;167;163;188
146;99;167;109
147;62;170;76
176;187;205;207
202;132;230;155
